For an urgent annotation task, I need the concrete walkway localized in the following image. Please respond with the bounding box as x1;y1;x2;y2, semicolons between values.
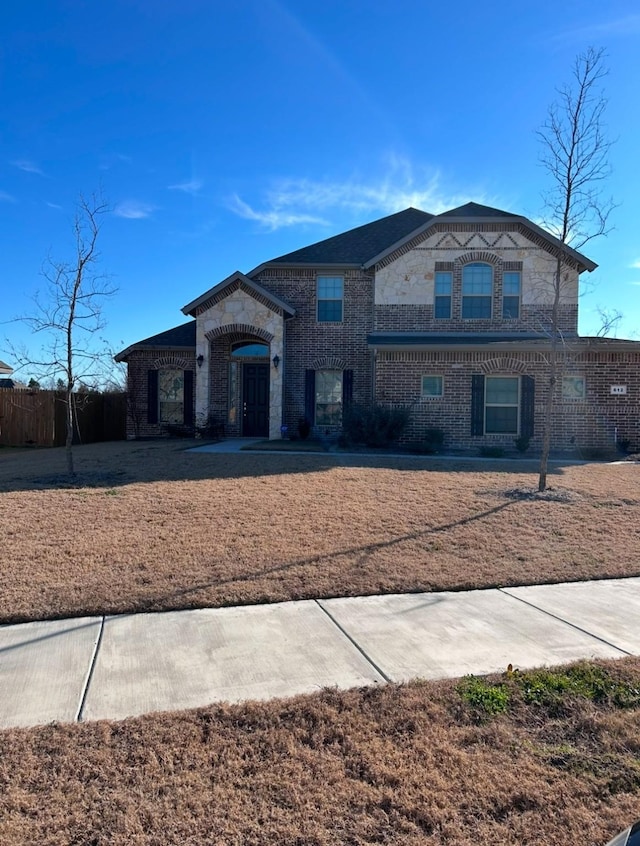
2;577;640;729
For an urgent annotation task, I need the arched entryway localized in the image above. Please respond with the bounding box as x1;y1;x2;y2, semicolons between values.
231;341;270;437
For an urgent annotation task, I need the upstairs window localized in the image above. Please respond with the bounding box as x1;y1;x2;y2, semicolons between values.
502;271;521;319
462;263;492;319
434;272;452;319
317;276;343;322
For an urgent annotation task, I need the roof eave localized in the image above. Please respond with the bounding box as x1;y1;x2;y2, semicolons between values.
248;261;362;277
182;270;296;317
363;213;597;273
114;344;195;363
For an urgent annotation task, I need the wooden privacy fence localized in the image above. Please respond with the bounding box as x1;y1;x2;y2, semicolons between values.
0;389;126;447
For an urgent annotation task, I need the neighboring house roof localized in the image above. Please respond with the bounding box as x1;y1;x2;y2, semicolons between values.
182;270;296;318
252;207;434;269
0;359;13;375
114;321;196;362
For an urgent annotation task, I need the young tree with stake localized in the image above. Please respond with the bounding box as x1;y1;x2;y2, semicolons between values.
536;47;615;491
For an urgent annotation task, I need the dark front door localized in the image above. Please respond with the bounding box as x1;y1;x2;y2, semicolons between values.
242;363;269;436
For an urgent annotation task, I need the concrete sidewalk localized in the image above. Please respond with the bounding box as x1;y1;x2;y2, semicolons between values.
2;577;639;729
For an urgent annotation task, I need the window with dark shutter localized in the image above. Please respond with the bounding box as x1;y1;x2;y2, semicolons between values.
304;369;315;424
342;369;353;409
147;370;159;424
184;370;194;426
471;374;485;436
520;375;535;438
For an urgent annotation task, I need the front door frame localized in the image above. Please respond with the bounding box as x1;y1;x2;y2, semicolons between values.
241;361;270;437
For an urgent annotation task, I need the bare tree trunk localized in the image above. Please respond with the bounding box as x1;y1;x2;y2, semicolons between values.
65;390;75;476
538;254;562;492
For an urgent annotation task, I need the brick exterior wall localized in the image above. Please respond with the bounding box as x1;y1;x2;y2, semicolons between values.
124;350;196;439
375;349;640;451
253;267;375;432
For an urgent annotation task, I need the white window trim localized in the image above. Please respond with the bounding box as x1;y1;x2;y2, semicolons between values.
462;262;493;320
484;375;520;435
421;375;444;398
316;275;344;323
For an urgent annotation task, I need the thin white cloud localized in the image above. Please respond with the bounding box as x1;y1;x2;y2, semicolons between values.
11;159;44;175
0;190;16;203
46;201;63;210
557;14;640;41
230;156;488;231
114;200;157;219
168;178;203;195
630;259;640;269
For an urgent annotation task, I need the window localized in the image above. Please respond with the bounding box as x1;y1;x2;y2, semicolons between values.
434;272;452;319
315;370;343;425
422;375;444;397
231;341;269;357
462;263;492;319
502;271;521;319
485;376;519;434
158;368;184;424
562;376;586;400
317;276;343;322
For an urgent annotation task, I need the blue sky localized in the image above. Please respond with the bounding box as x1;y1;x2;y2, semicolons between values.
2;0;639;378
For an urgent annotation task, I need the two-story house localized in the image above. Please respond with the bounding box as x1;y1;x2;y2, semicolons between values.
116;202;640;451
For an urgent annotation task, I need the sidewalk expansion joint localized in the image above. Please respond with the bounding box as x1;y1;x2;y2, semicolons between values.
498;588;632;657
76;616;105;722
314;600;392;684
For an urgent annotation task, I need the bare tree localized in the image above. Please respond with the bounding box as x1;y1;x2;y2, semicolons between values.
536;47;615;491
11;193;115;476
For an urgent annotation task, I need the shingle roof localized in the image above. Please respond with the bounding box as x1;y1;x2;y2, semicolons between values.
439;202;515;218
114;321;195;361
0;359;13;374
268;207;434;265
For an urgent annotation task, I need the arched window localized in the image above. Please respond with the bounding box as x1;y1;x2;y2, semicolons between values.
231;341;269;357
462;263;492;319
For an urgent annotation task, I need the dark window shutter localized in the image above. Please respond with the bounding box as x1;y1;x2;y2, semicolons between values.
304;369;315;423
471;374;485;436
183;370;194;425
147;370;159;424
342;369;353;409
520;375;535;438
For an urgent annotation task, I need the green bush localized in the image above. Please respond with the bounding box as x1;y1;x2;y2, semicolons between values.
298;417;311;440
342;403;411;448
413;427;445;454
514;435;531;454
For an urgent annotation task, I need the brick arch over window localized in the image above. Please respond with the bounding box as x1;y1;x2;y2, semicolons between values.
152;354;193;370
454;251;503;269
204;323;274;343
311;355;347;370
481;357;529;374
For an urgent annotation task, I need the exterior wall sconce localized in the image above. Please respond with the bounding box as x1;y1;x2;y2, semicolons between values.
272;354;280;369
196;354;204;368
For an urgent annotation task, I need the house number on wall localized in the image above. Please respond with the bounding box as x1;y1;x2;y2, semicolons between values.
610;385;627;395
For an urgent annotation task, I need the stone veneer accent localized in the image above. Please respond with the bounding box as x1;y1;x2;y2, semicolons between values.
374;226;579;335
196;286;284;439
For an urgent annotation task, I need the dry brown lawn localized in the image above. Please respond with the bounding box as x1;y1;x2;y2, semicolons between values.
3;658;640;845
0;440;639;624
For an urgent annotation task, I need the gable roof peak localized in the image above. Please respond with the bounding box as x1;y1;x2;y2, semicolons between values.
439;201;515;218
